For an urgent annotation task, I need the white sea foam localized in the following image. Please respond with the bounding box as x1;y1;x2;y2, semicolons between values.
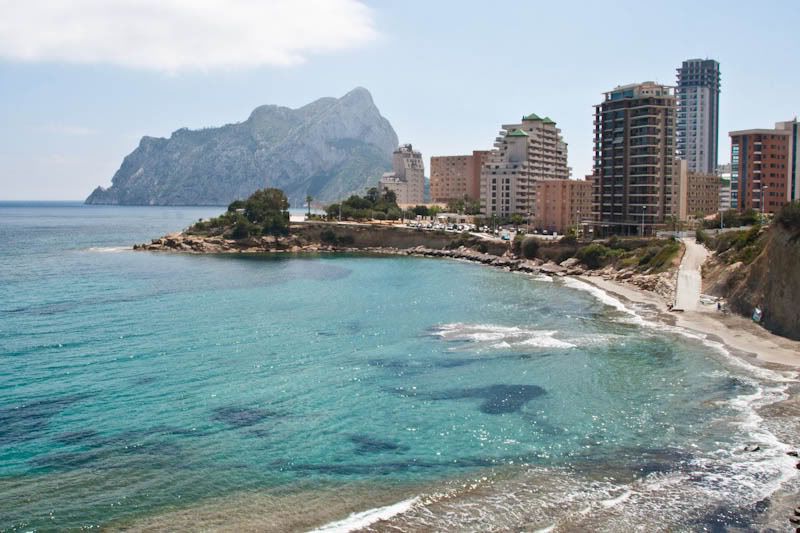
310;497;420;533
432;323;576;350
558;274;799;513
86;246;131;253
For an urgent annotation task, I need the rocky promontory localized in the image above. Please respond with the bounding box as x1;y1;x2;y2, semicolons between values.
134;223;680;301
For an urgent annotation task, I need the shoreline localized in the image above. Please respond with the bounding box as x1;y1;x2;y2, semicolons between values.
133;235;800;369
578;274;800;370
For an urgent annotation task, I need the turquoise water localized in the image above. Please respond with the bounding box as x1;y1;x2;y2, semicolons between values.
0;203;796;531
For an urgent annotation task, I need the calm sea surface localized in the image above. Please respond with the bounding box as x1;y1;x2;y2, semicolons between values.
0;202;796;531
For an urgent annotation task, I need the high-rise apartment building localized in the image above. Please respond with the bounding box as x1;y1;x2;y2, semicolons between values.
729;119;799;214
379;144;425;205
480;114;569;218
430;150;490;203
533;179;592;234
592;82;676;236
676;59;721;174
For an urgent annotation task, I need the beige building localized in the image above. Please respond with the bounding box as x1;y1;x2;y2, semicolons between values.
481;113;570;218
674;160;720;220
430;150;489;203
534;179;592;234
379;144;425;205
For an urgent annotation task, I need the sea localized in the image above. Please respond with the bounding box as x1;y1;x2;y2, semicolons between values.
0;201;797;531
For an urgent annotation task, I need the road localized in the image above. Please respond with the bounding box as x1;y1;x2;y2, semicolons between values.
673;237;710;311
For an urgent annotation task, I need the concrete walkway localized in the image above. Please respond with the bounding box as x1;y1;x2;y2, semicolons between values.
673;237;710;311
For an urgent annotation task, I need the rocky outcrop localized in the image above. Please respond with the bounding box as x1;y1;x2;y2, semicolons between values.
86;87;398;206
579;264;678;302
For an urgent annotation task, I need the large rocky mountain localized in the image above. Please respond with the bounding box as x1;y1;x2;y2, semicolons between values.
85;87;398;206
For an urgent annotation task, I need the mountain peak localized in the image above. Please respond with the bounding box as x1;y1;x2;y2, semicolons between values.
86;89;398;206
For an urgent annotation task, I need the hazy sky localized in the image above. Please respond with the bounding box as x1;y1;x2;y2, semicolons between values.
1;0;798;200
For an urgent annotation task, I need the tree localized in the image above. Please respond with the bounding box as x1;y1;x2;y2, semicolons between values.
382;188;397;205
366;187;381;204
520;236;540;259
243;188;290;235
306;194;313;217
227;199;245;212
510;213;525;227
412;205;429;217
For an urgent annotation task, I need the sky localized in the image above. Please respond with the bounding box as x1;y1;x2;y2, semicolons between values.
1;0;798;200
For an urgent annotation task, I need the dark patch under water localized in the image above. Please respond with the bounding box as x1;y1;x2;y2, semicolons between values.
349;434;409;455
426;384;546;414
0;394;90;445
212;406;281;428
54;429;100;446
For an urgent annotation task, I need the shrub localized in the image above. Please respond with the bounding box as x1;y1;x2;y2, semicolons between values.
520;236;540;259
560;234;578;246
230;220;252;239
776;201;800;231
511;235;524;256
576;243;611;269
695;228;709;244
320;228;337;244
373;212;387;221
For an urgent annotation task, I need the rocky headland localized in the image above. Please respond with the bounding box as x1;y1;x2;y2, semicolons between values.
134;222;680;302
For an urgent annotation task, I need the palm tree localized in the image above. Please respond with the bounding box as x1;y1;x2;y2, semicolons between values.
306;194;313;218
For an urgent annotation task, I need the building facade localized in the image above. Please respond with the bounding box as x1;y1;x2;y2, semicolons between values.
430;150;489;203
533;179;592;234
592;82;677;236
480;113;569;218
674;159;720;220
717;163;732;211
729;122;798;214
676;59;721;174
379;144;425;205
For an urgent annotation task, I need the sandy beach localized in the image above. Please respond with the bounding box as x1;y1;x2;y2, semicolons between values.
579;274;800;369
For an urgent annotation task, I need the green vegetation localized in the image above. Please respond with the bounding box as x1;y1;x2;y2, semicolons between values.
325;188;402;221
519;236;540;259
512;236;681;272
695;228;709;245
445;232;489;253
775;200;800;231
319;227;355;246
188;188;290;239
701;209;759;229
705;225;765;265
446;195;481;215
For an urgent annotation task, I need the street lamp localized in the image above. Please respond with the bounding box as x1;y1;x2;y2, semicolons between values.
641;205;646;237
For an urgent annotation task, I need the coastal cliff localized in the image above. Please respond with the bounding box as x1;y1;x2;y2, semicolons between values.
702;204;800;340
726;224;800;339
86;88;398;206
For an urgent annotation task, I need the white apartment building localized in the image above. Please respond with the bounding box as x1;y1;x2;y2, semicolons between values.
480;114;570;218
379;144;425;205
